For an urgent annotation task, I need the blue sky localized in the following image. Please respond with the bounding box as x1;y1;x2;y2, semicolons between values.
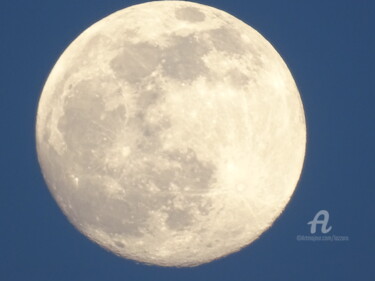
1;0;374;280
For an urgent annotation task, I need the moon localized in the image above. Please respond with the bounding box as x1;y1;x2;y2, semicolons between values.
36;1;306;267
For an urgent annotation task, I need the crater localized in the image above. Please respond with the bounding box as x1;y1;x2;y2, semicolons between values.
175;7;206;22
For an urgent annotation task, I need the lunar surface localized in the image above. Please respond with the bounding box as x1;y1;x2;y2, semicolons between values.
36;1;306;267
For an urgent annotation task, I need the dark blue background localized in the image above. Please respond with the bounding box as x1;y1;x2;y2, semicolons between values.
1;0;374;280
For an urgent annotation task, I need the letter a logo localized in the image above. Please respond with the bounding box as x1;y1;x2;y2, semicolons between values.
307;210;332;234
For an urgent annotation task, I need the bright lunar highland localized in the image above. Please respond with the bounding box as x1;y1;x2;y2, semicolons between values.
36;1;306;267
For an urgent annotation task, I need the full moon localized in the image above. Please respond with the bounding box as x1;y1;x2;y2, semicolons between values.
36;1;306;267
